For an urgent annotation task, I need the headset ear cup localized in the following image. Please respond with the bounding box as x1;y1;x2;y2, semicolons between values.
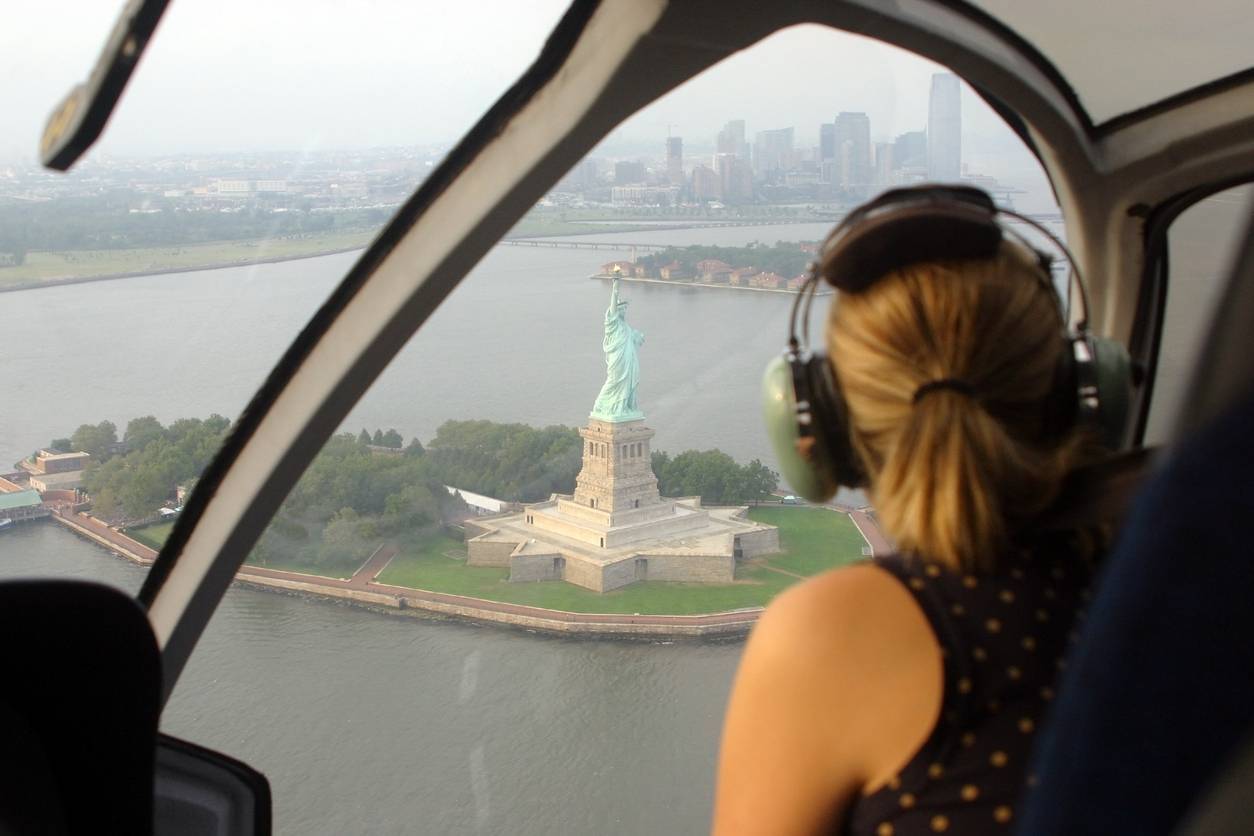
806;353;868;489
761;354;838;503
1089;336;1133;448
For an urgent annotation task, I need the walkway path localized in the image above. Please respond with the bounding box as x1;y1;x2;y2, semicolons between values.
849;509;894;557
347;544;399;589
51;508;892;637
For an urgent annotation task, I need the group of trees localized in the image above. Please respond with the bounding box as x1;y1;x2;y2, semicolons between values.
74;415;231;520
60;413;778;570
356;427;408;449
256;432;453;571
421;420;584;503
652;449;778;505
634;242;812;279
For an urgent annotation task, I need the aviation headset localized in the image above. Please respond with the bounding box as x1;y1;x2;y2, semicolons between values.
762;185;1133;503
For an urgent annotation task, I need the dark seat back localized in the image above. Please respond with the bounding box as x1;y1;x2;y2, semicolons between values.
1017;385;1254;834
0;580;160;835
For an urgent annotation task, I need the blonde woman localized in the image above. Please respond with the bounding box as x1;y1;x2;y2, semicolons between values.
714;188;1108;836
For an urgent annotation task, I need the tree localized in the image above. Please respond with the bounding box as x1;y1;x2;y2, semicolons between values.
48;438;73;453
404;438;425;457
381;429;403;449
741;459;780;502
71;421;118;459
372;429;385;445
653;449;778;504
124;415;166;450
358;429;372;445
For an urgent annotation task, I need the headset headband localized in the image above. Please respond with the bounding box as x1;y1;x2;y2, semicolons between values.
802;185;1091;335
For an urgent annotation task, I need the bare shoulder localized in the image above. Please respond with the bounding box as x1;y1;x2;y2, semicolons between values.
751;562;931;663
712;563;943;835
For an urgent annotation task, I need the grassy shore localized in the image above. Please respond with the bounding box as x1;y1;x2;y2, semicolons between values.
0;229;374;287
128;520;175;551
122;506;866;614
376;506;863;614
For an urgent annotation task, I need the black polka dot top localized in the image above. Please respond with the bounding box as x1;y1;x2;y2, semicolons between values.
844;544;1094;836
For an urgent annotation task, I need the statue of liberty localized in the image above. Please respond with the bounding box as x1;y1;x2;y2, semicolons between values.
591;270;645;422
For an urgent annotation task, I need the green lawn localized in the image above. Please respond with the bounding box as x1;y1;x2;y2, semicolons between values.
128;521;175;550
120;505;866;613
746;506;868;576
374;507;864;614
245;552;364;579
0;230;373;286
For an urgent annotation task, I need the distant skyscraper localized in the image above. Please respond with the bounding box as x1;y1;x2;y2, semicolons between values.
833;112;871;194
691;164;720;202
893;131;928;170
819;123;837;163
717;120;748;161
714;153;754;203
753;128;794;181
928;73;962;181
666;137;684;186
874;142;894;186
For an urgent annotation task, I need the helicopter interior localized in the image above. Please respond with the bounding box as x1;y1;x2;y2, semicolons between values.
5;0;1254;833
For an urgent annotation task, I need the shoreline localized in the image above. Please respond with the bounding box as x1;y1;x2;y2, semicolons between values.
590;273;833;296
0;219;834;296
0;244;370;296
48;510;761;639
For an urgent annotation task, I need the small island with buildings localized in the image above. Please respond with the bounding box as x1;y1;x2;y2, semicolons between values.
592;241;833;294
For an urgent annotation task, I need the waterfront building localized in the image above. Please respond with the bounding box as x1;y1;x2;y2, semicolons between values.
32;450;90;474
658;261;688;280
464;279;779;592
695;259;734;282
28;471;84;493
0;489;49;524
928;72;962;180
610;184;678;207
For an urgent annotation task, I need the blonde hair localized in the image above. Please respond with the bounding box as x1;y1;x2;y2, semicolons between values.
827;251;1081;572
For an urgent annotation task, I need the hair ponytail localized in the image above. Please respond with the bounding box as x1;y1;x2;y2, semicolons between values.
829;254;1078;572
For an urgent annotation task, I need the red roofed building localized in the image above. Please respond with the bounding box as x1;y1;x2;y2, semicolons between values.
750;271;786;289
659;261;689;280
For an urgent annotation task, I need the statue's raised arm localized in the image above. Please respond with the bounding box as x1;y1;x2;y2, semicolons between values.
591;274;644;422
606;274;623;322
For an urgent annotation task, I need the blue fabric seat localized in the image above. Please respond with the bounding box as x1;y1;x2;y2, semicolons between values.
1018;385;1254;834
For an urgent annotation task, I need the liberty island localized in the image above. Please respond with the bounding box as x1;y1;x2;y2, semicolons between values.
465;272;780;591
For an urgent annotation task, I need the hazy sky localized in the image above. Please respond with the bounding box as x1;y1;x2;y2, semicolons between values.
1;1;1038;179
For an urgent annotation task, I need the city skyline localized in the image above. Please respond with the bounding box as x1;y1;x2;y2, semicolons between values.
4;10;1025;168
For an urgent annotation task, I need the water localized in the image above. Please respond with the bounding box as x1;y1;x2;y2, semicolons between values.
0;223;836;468
0;524;739;834
0;222;840;834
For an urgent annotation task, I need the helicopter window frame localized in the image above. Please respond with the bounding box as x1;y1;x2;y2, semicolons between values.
1130;176;1254;446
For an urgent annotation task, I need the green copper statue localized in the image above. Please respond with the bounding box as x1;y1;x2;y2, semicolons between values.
591;271;645;422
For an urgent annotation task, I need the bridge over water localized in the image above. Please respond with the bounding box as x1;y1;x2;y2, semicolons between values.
499;213;1063;252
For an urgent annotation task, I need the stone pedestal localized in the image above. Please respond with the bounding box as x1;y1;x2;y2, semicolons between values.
572;418;662;521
